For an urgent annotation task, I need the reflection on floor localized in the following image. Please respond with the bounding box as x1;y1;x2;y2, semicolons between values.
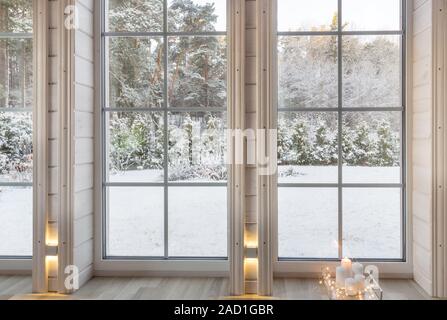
0;276;431;300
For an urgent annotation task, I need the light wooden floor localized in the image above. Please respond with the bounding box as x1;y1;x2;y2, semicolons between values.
0;276;431;300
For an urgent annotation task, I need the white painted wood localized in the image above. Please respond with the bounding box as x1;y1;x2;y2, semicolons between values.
75;30;94;61
74;189;94;220
74;138;94;165
413;28;432;61
411;0;437;297
245;28;256;57
74;111;94;138
74;56;94;87
245;84;256;113
71;0;96;292
74;84;94;112
413;192;433;222
73;215;94;248
433;0;447;298
245;57;256;84
256;0;276;296
414;0;429;11
228;0;246;296
413;1;433;34
245;0;256;28
32;0;49;293
74;239;94;271
76;1;94;37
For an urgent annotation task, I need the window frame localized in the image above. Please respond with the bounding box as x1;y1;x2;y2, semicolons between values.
0;6;34;262
98;0;230;263
274;0;409;263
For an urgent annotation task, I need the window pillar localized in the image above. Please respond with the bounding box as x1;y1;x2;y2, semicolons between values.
228;0;246;296
32;0;95;294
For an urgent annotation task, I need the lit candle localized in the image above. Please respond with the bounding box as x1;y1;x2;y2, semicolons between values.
355;274;366;292
336;266;346;288
341;257;352;277
352;262;364;276
345;278;357;296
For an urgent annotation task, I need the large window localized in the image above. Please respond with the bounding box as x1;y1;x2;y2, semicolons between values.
277;0;405;260
0;0;33;258
101;0;227;259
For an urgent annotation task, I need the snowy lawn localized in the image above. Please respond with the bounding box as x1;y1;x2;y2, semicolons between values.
106;186;227;257
0;187;33;256
0;167;402;259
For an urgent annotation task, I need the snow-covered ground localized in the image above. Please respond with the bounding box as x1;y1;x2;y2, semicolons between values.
0;187;33;256
107;186;227;257
278;165;401;184
0;166;402;259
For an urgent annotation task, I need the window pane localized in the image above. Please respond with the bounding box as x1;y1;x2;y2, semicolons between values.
0;186;32;256
343;0;401;31
106;112;164;183
168;36;227;109
106;0;163;32
0;39;33;109
278;0;338;32
343;35;401;108
0;112;33;183
343;188;402;259
169;187;227;257
168;112;227;182
279;188;338;258
0;0;33;33
168;0;226;32
107;187;164;257
342;112;401;184
278;36;338;109
107;37;164;109
278;112;338;184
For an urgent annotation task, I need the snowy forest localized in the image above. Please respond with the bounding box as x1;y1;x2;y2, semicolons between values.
0;0;33;183
0;0;401;184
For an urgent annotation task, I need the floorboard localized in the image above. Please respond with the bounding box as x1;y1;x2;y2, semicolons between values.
0;276;431;300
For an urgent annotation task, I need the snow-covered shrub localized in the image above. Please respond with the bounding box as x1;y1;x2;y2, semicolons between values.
278;115;400;168
0;112;33;179
373;121;400;166
109;113;164;173
312;121;338;165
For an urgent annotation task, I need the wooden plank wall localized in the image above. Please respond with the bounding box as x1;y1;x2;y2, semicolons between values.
72;0;95;289
412;0;434;296
44;0;95;291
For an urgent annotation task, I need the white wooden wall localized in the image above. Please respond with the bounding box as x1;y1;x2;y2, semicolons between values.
72;0;95;289
33;0;95;293
411;0;435;296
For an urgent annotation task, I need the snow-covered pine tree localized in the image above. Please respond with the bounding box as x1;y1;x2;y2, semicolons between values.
313;121;337;165
291;119;312;165
351;122;374;166
374;120;399;166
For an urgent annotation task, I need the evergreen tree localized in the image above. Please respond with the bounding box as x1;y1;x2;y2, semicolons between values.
313;121;337;165
342;127;355;166
374;121;399;166
351;122;374;166
291;120;311;165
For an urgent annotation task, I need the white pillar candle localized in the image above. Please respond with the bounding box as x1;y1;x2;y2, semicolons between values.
336;266;346;288
341;258;352;277
345;278;357;296
355;274;366;292
352;262;364;276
